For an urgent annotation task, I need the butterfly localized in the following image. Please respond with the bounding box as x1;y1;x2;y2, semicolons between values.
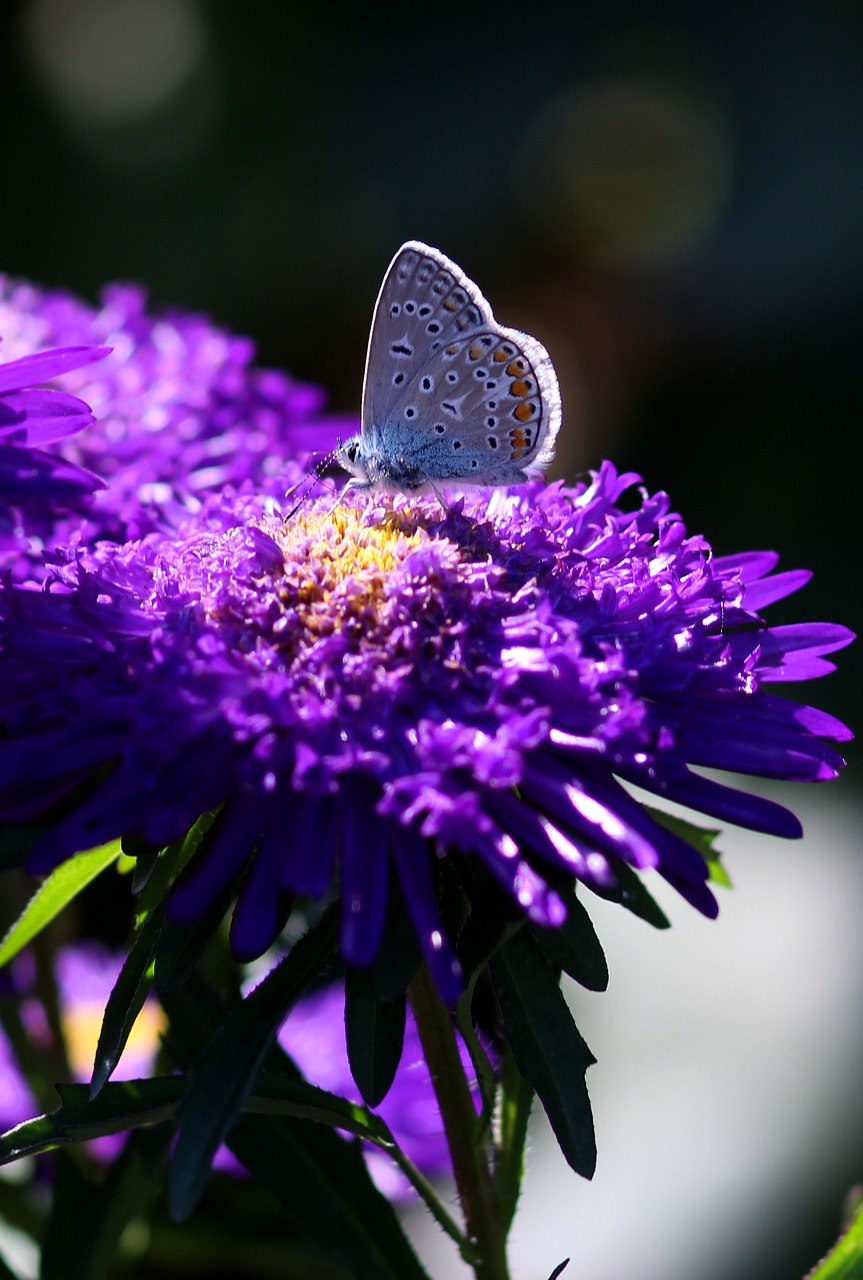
335;240;561;495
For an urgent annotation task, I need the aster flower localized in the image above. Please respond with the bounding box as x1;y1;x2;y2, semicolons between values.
0;275;354;570
0;465;852;1005
1;343;108;556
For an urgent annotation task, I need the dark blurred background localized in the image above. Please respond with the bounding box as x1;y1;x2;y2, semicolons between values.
1;3;860;1278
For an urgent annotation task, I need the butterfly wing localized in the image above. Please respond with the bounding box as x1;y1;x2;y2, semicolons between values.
361;241;560;483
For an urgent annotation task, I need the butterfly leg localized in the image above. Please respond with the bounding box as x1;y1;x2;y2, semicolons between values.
327;477;362;515
429;481;450;512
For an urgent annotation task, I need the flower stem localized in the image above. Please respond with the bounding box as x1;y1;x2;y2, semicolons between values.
408;965;509;1280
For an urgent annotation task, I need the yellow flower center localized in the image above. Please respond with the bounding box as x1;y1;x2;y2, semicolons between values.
274;508;429;636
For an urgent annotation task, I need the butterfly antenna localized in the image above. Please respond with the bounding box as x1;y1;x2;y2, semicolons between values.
284;447;343;520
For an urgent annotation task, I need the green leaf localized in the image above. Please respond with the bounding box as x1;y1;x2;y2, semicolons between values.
226;1113;431;1280
152;815;239;996
806;1192;863;1280
530;891;608;991
37;1155;103;1280
367;893;422;1002
248;1072;390;1142
136;809;219;926
90;906;164;1098
41;1127;171;1280
494;1043;535;1232
456;896;519;981
244;1072;465;1249
0;840;123;969
0;1078;185;1163
153;903;229;997
163;971;434;1280
345;968;406;1108
491;928;597;1178
646;806;732;888
0;1071;409;1170
585;856;671;929
129;846;160;894
455;977;498;1130
166;902;340;1220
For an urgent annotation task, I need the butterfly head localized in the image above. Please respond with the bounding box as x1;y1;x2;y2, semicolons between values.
334;434;373;489
335;433;431;493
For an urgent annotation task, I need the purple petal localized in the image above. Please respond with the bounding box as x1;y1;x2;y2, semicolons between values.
0;388;95;444
339;780;390;966
742;569;812;611
389;820;462;1003
0;345;111;394
168;794;265;923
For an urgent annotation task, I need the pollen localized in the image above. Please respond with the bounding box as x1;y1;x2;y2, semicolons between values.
274;509;427;639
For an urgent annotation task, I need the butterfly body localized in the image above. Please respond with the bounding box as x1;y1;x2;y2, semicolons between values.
337;240;561;494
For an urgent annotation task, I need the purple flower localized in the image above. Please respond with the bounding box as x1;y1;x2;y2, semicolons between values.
1;343;108;557
0;275;353;569
0;467;852;1001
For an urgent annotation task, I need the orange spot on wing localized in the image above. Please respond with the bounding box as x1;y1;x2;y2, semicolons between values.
444;298;458;311
509;426;530;458
469;341;485;360
514;401;535;422
510;378;531;397
506;358;528;376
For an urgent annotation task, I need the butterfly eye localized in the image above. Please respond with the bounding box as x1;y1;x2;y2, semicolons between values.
345;441;359;464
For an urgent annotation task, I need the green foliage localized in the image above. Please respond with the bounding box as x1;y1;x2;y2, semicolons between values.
0;841;123;969
530;890;608;991
646;807;732;888
90;906;163;1098
345;967;406;1108
0;798;739;1279
588;856;671;928
490;928;597;1179
0;1079;184;1163
165;903;340;1220
40;1128;170;1280
806;1192;863;1280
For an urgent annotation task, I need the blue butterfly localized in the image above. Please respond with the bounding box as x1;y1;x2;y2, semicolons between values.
336;241;561;495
